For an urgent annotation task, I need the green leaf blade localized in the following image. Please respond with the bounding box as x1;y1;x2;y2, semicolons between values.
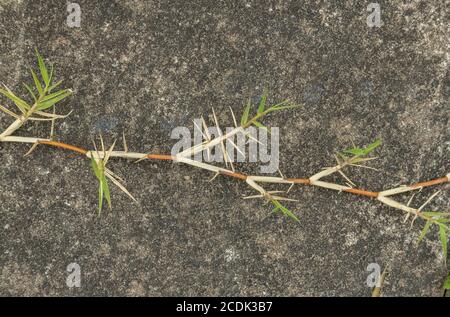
23;83;37;103
417;220;432;244
439;224;448;264
252;121;270;133
0;88;30;113
281;205;300;223
257;91;267;114
271;200;300;222
343;148;365;156
36;49;49;87
37;90;72;110
48;64;54;86
40;89;70;102
268;102;301;112
48;80;63;93
30;68;44;96
98;182;104;216
90;156;102;180
343;138;382;157
102;174;111;210
363;139;382;155
240;100;251;126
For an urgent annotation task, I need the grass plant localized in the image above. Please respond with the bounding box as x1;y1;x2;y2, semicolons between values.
1;51;448;266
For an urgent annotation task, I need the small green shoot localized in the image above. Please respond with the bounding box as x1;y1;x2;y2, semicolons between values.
240;99;251;126
89;137;137;215
257;89;267;114
418;212;449;263
90;155;111;215
417;220;432;244
240;95;301;132
0;49;72;118
238;95;301;223
271;199;300;222
36;48;49;86
0;87;30;113
342;139;382;157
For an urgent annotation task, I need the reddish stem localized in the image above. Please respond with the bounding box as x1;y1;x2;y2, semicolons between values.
35;139;448;199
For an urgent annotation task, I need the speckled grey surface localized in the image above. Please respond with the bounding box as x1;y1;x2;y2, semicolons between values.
0;0;449;296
